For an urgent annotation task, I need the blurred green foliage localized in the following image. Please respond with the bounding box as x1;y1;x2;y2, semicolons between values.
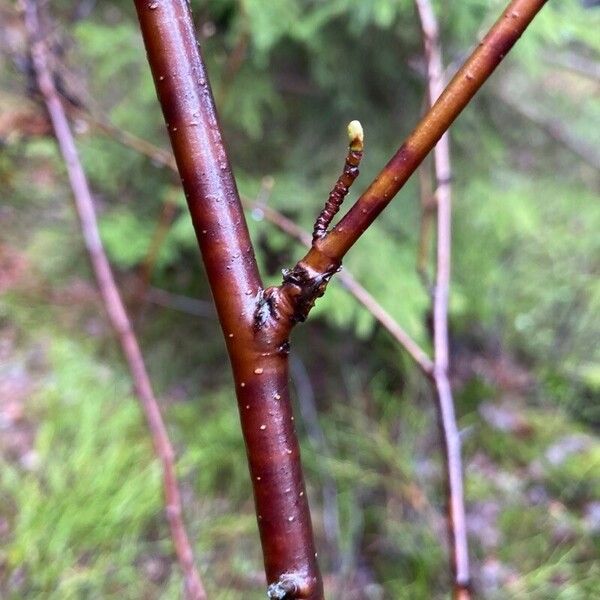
0;0;599;597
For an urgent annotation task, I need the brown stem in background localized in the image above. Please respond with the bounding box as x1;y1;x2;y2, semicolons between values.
290;355;342;571
495;90;600;171
415;0;470;597
136;189;178;302
69;104;177;169
217;26;250;107
133;1;322;597
23;2;206;599
146;287;215;318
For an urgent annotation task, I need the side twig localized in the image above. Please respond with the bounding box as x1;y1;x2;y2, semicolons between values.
23;3;206;599
415;0;470;597
312;121;364;243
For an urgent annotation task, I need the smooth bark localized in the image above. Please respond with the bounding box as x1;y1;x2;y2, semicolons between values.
134;1;322;596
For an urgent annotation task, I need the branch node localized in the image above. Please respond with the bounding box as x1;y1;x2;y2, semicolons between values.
282;261;339;323
312;120;364;243
267;573;313;599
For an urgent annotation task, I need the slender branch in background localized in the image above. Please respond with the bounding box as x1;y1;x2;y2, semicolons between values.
290;355;342;572
23;3;206;599
414;0;470;597
544;51;600;84
135;189;178;303
216;26;250;107
69;104;178;169
146;287;215;318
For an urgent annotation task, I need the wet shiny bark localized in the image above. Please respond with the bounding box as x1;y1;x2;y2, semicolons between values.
133;0;547;597
133;1;322;597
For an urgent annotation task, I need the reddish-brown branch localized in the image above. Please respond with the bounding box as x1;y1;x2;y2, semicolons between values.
133;1;322;596
136;190;178;302
23;3;206;598
415;0;470;596
297;0;548;277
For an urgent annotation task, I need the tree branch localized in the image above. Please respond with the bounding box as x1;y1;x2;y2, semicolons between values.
133;1;322;596
23;2;206;598
292;0;548;294
496;89;600;171
414;0;470;597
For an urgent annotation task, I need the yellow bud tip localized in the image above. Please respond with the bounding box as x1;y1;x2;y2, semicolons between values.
347;120;364;151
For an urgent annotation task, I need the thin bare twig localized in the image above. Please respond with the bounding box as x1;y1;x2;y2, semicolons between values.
69;104;177;169
415;0;470;597
313;121;364;243
23;3;206;598
544;51;600;84
146;287;215;318
136;190;178;302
